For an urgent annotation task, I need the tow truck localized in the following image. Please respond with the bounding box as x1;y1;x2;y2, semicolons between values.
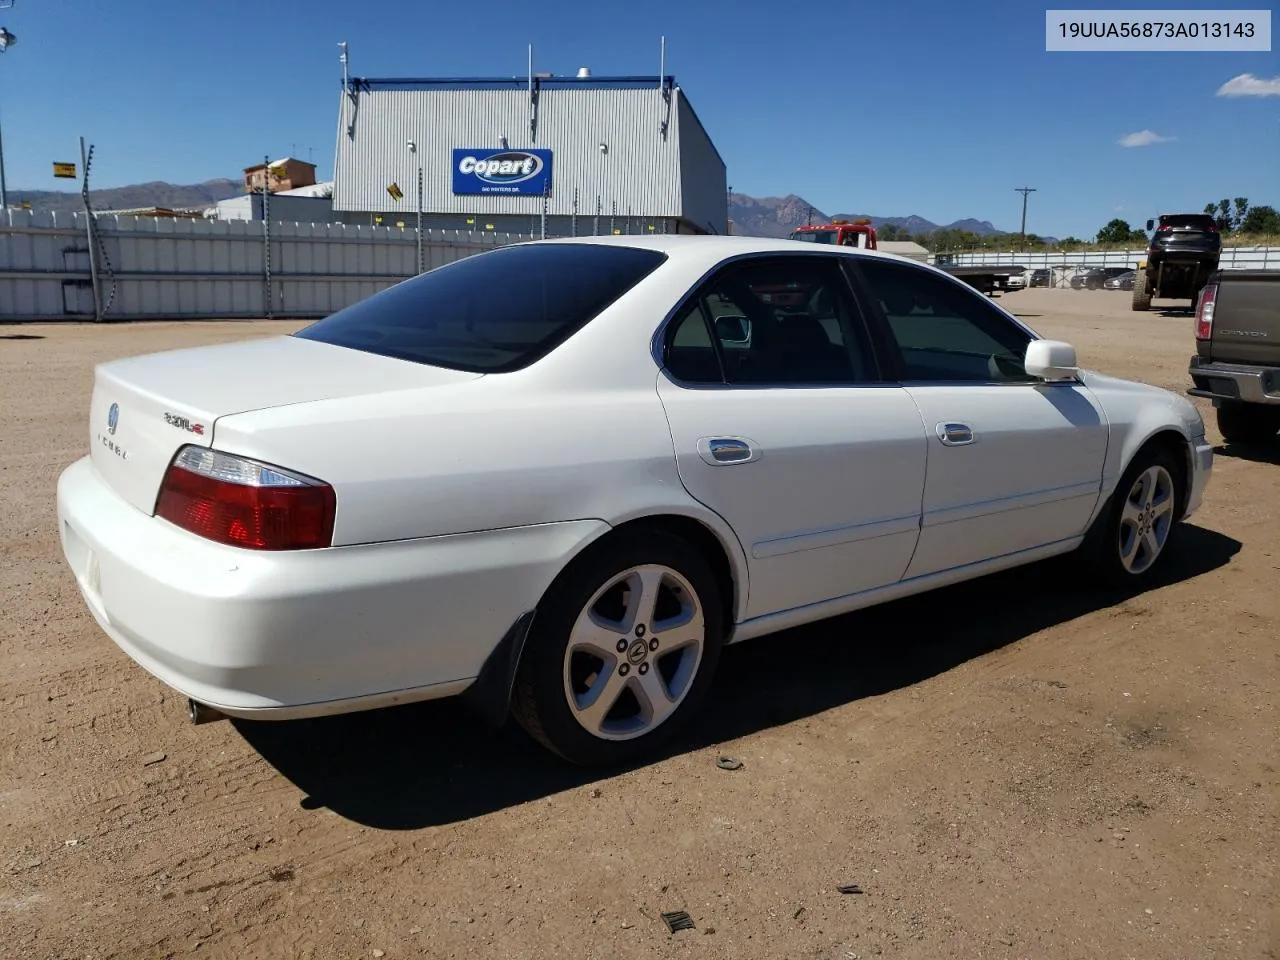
789;218;880;249
788;219;1025;296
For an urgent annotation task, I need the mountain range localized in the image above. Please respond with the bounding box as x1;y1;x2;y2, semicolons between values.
8;179;243;216
727;193;1009;239
10;179;1014;239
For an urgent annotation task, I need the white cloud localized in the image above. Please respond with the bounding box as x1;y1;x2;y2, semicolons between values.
1217;73;1280;97
1118;129;1175;148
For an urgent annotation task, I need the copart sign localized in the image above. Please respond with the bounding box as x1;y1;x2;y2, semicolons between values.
451;148;553;196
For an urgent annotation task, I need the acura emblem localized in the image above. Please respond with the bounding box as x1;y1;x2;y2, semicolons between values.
107;402;119;435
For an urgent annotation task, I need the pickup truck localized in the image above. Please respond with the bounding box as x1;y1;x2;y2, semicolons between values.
1187;270;1280;444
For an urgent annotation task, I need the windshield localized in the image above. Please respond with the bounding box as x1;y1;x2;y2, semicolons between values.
294;243;667;373
790;230;838;244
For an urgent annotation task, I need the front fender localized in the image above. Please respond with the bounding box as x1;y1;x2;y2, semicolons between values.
1080;370;1206;527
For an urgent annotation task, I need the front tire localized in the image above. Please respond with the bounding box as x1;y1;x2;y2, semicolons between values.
511;530;725;766
1131;268;1151;311
1078;445;1182;588
1216;401;1280;445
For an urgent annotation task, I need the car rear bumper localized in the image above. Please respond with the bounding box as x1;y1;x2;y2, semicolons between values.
1187;358;1280;406
56;455;606;719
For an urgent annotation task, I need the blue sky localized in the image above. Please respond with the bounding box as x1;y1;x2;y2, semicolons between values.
4;0;1276;238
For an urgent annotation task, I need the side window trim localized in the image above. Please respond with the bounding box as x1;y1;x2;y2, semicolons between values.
843;258;1038;387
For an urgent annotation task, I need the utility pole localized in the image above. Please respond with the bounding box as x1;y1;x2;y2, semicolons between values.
1015;186;1037;245
0;25;18;212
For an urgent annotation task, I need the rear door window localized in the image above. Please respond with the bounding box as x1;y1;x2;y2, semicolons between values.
295;243;667;373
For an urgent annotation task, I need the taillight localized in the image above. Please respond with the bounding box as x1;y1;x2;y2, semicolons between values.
1205;221;1218;233
155;446;335;550
1194;283;1217;340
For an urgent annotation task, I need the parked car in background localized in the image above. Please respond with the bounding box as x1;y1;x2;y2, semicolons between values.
1073;267;1134;291
1005;269;1028;291
1104;270;1136;291
56;236;1215;766
1029;268;1052;288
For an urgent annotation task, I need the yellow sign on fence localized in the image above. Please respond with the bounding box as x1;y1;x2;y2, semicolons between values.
52;162;77;179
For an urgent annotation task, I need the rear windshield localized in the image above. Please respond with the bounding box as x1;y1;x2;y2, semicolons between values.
294;243;668;373
790;230;837;244
1158;215;1215;231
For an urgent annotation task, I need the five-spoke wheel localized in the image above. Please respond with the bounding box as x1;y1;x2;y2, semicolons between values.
512;530;724;765
1117;464;1176;575
1079;443;1183;587
563;564;706;741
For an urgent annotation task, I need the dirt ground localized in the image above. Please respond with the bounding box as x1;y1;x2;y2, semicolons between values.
1;288;1276;960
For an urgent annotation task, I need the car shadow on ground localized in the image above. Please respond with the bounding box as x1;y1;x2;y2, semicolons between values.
0;333;45;340
238;523;1240;830
1214;441;1280;465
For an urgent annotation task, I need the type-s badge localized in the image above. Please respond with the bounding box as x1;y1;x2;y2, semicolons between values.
164;412;205;435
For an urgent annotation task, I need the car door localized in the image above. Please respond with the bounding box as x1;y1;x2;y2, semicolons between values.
849;257;1109;580
656;253;928;620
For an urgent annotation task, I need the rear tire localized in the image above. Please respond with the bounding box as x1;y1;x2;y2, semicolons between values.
510;529;725;766
1077;444;1183;589
1131;268;1151;311
1216;401;1280;445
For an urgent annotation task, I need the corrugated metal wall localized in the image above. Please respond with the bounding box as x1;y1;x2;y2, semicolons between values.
333;81;726;228
676;92;728;234
0;209;533;321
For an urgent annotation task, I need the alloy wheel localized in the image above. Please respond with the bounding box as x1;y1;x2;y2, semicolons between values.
562;564;705;741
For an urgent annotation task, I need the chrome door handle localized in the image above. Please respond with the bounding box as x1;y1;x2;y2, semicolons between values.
936;422;975;446
698;437;758;465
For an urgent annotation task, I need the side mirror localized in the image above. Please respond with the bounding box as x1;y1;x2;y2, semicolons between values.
715;315;750;343
1145;218;1154;231
1025;339;1079;381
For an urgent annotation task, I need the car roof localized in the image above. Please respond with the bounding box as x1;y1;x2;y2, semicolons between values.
533;232;926;267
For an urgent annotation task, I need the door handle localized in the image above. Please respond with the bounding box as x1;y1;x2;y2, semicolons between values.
698;437;758;465
936;422;975;446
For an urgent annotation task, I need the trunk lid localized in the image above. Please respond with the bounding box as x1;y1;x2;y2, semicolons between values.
1204;271;1280;365
88;335;482;515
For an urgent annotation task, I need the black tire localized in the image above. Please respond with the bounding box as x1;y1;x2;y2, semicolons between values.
1077;443;1184;589
510;529;725;766
1216;401;1280;445
1131;268;1151;311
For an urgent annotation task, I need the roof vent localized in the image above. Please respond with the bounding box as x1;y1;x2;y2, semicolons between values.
577;66;591;78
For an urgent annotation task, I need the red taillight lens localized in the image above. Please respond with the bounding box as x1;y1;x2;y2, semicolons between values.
155;447;335;550
1194;283;1217;340
1205;221;1218;233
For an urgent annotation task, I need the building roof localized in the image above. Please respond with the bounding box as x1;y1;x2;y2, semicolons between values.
276;181;334;197
347;74;677;93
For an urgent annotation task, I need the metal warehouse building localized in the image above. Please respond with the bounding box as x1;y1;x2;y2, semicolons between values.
331;70;727;236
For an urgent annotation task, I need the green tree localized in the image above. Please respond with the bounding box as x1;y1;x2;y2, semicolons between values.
1096;218;1136;244
1233;197;1249;229
1240;204;1280;235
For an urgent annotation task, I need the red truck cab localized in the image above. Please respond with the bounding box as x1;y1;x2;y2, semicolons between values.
788;219;878;250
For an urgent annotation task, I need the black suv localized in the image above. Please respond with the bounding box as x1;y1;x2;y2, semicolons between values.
1133;212;1222;311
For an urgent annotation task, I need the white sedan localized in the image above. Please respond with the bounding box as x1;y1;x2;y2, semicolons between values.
57;236;1214;765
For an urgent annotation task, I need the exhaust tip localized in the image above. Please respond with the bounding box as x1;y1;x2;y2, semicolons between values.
187;698;226;725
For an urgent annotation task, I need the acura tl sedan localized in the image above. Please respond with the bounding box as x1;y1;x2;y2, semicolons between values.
57;236;1214;766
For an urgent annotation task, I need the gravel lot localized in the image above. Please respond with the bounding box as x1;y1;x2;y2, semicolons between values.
2;288;1276;959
